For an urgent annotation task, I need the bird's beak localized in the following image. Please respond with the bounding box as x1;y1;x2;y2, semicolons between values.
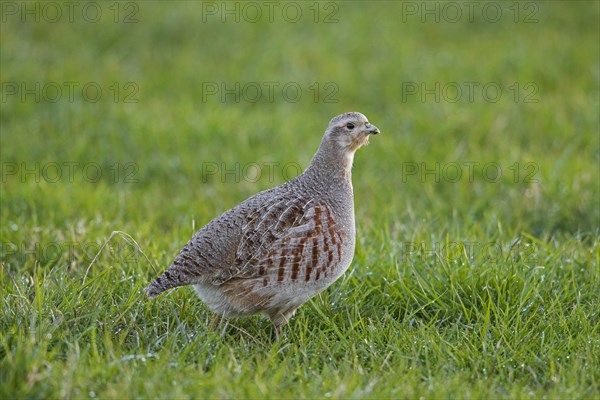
366;124;380;135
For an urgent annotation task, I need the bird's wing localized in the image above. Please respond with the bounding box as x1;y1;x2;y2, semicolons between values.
146;191;344;297
216;195;345;284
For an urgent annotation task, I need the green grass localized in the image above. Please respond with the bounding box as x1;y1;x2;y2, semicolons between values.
1;1;599;398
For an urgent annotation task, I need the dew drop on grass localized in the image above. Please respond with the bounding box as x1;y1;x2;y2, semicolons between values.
89;391;96;398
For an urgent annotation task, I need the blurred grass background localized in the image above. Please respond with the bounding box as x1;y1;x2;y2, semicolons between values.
1;1;599;398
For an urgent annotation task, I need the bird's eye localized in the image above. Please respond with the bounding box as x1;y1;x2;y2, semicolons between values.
346;123;355;130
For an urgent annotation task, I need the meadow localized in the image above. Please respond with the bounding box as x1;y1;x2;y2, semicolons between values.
1;1;599;398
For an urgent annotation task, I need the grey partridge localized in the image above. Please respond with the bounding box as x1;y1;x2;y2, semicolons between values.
146;112;380;339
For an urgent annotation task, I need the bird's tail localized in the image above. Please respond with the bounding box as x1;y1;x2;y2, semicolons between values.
146;244;207;298
145;269;188;299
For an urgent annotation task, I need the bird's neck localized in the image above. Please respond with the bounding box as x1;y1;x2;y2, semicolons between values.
301;139;354;193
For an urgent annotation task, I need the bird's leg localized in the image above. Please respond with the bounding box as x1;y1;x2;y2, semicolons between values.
273;323;281;341
269;307;300;341
269;315;282;341
208;313;220;331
